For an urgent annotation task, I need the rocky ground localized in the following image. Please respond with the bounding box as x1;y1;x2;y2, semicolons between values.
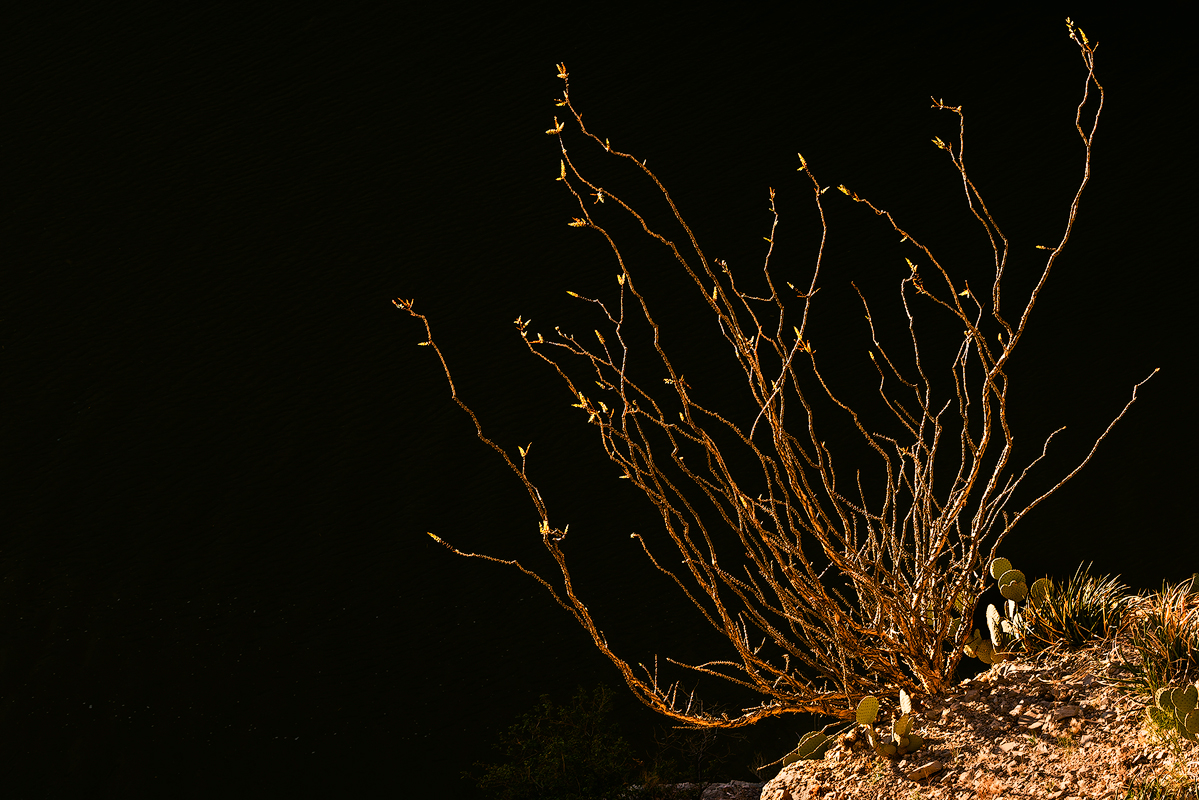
759;638;1198;799
626;628;1197;800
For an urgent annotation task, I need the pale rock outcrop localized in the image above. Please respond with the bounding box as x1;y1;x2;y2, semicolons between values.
619;780;765;799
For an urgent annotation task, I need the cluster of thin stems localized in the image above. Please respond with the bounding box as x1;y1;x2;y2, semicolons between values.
400;19;1155;728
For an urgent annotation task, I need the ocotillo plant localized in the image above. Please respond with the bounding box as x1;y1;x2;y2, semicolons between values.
399;19;1156;729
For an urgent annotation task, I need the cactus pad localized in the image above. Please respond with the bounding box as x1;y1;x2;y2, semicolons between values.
1176;685;1198;716
857;696;880;725
987;604;1006;650
995;567;1028;602
1148;705;1172;728
1029;577;1051;604
781;731;831;765
1000;580;1028;602
863;727;879;749
997;568;1026;589
990;557;1013;580
1149;684;1199;742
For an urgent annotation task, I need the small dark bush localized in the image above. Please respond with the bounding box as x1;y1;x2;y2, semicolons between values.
466;684;759;800
466;684;640;800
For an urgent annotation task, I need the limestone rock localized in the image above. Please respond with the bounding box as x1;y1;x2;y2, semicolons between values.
619;780;765;800
760;762;823;800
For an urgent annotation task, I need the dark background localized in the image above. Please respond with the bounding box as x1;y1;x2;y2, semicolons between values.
2;5;1192;797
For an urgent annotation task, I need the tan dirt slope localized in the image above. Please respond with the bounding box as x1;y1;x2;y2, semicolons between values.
761;639;1199;799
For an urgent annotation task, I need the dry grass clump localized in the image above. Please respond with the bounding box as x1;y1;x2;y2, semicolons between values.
1119;577;1199;693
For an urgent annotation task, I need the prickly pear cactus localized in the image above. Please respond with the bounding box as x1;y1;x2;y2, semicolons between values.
1150;683;1199;743
780;730;834;765
856;689;925;758
985;602;1021;660
951;556;1047;665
